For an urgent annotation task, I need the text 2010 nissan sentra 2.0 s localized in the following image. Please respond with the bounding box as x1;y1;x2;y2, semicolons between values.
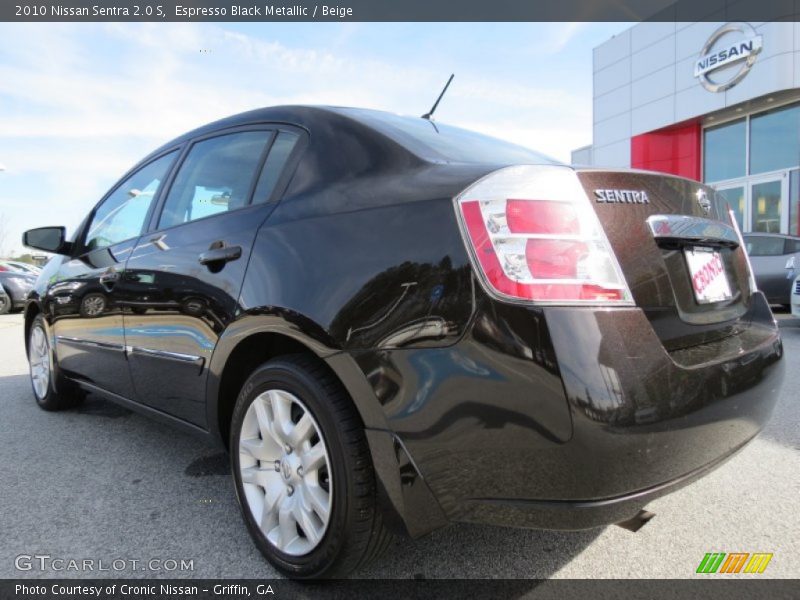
22;106;784;578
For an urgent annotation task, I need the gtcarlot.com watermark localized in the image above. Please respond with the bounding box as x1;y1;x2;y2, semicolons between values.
15;554;194;573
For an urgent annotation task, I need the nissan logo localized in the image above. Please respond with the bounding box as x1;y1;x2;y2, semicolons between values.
694;23;763;93
696;189;711;215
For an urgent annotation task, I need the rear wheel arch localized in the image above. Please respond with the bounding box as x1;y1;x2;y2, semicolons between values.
23;302;42;353
214;331;314;448
211;327;387;450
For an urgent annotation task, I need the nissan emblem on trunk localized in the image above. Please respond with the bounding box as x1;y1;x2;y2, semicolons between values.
696;189;712;215
694;23;763;93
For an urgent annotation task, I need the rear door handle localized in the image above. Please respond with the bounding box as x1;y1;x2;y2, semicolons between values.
198;245;242;266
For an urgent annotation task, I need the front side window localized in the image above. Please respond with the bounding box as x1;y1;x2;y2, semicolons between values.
85;151;177;251
785;239;800;253
158;131;271;229
745;235;785;256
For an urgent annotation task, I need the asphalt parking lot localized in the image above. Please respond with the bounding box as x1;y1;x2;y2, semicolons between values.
0;312;798;580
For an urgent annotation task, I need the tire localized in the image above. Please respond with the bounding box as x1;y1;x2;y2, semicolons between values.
0;291;10;315
79;293;107;318
230;355;392;579
28;314;84;411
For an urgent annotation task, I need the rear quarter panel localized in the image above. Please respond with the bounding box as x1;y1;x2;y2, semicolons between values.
238;189;476;352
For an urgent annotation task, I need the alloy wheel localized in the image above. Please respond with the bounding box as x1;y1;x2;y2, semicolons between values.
29;325;51;400
238;389;332;556
82;295;105;316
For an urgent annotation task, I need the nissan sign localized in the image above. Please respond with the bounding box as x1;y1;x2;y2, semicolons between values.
694;23;763;93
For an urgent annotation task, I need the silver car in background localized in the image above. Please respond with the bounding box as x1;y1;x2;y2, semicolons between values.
0;286;9;315
0;272;35;314
743;233;800;307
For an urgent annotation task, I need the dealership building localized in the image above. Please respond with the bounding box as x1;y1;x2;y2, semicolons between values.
572;21;800;236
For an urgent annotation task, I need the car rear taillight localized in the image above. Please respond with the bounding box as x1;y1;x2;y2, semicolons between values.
455;165;632;305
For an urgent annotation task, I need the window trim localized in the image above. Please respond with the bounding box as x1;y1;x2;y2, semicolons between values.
254;129;306;206
144;123;307;234
76;147;183;256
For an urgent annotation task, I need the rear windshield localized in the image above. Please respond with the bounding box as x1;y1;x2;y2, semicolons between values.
340;108;559;166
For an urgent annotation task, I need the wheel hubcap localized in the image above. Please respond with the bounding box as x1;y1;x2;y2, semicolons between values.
83;296;104;316
238;389;332;556
29;325;51;400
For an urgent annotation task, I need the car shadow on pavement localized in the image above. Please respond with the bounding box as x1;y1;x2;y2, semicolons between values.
2;375;602;581
759;326;800;451
361;522;603;580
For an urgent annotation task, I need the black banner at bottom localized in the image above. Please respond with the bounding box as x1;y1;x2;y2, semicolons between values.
2;579;798;600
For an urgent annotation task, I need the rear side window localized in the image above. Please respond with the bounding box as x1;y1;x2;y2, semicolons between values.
158;131;271;229
85;151;177;251
252;131;300;204
745;236;785;256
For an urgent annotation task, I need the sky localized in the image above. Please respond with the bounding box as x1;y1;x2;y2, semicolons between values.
0;22;628;256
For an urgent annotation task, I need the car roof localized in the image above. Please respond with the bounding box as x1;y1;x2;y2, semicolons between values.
143;105;558;168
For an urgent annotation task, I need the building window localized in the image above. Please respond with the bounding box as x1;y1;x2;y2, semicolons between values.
717;186;745;230
791;170;800;237
750;179;783;233
750;104;800;176
704;118;746;183
704;101;800;235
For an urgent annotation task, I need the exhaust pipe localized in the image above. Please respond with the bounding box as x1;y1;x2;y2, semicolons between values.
616;509;655;532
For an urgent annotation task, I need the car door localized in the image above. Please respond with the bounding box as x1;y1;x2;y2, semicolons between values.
51;150;178;398
120;127;301;426
746;235;795;303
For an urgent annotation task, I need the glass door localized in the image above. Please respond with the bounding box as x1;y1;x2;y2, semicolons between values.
715;183;746;230
749;172;789;233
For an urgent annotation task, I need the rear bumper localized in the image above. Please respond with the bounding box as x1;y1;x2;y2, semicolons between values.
460;432;756;530
542;293;783;502
355;291;784;536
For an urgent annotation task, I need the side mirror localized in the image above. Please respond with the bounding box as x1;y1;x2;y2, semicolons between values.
22;226;71;255
786;256;796;270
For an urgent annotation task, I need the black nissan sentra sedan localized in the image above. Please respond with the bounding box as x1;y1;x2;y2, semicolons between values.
22;106;784;578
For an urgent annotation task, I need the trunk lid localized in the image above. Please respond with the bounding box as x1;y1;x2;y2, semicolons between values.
575;169;754;351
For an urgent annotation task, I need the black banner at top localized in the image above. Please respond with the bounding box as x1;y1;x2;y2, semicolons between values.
2;0;799;22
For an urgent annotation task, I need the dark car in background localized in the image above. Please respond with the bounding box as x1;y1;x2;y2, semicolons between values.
0;269;35;314
743;233;800;306
21;106;784;578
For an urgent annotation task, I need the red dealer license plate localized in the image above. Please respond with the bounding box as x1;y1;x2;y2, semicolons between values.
685;246;733;304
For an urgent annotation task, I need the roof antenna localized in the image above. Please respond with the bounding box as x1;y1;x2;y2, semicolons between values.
421;74;454;120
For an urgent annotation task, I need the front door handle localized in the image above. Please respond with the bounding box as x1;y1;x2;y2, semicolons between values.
199;245;242;267
99;270;120;290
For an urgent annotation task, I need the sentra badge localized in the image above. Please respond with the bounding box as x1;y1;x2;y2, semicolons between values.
594;189;650;204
